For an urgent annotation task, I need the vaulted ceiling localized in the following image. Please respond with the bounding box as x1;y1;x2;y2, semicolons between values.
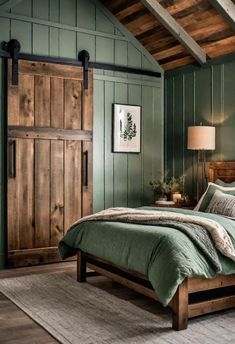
101;0;235;70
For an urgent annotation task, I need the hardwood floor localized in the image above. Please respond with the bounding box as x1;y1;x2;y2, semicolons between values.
0;261;168;344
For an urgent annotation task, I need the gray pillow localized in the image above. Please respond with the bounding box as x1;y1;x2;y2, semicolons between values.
215;179;235;187
206;189;235;217
198;183;235;211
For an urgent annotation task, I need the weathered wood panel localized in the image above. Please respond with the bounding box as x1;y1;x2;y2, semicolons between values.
18;139;34;249
0;0;163;268
34;75;50;248
64;141;82;232
50;140;64;246
35;140;50;248
50;76;64;246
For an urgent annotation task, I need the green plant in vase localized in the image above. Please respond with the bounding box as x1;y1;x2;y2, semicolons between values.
149;172;171;202
150;173;185;203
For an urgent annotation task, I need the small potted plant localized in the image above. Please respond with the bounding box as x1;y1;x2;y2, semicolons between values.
149;173;185;203
149;172;171;202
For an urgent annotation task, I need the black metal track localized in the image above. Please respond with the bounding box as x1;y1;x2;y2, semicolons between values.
0;50;161;78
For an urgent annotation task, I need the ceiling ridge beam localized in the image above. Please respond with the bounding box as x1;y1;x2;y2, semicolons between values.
141;0;207;64
0;0;23;13
208;0;235;32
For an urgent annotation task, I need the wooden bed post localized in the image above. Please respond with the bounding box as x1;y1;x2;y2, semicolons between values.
172;278;188;330
77;251;87;282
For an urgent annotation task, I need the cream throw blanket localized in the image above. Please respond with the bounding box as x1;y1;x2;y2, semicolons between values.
72;207;235;262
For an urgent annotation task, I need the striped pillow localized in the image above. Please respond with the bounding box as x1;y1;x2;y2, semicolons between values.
206;190;235;218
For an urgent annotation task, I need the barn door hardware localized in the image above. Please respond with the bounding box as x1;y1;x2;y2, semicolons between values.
2;39;21;86
0;42;161;79
8;140;16;178
78;50;90;89
83;150;88;186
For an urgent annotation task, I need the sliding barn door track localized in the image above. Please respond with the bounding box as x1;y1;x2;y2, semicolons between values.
0;39;161;87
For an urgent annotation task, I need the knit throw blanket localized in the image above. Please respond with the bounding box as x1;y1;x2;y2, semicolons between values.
71;208;235;273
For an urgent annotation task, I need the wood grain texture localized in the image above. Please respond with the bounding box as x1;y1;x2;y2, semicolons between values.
64;140;82;232
101;0;235;70
1;0;163;268
50;140;64;245
64;79;82;130
172;279;188;330
77;249;235;331
50;77;64;129
8;60;93;266
35;140;50;248
8;126;92;141
19;60;83;79
18;139;34;250
19;74;34;126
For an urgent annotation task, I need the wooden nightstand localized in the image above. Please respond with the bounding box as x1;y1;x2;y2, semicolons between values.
150;203;195;210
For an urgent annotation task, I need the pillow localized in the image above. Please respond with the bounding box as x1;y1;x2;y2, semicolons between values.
195;182;235;212
215;179;235;187
206;189;235;218
194;184;210;211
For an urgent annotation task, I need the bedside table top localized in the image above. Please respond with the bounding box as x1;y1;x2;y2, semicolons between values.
150;204;195;210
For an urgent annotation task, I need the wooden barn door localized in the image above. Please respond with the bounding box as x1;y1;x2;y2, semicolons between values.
7;60;93;267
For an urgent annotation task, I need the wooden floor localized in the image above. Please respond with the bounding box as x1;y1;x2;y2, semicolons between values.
0;261;168;344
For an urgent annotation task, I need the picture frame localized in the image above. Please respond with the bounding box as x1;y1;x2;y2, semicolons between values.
112;103;141;153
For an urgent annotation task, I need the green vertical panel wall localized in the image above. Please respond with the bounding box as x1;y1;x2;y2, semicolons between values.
0;0;163;268
165;57;235;201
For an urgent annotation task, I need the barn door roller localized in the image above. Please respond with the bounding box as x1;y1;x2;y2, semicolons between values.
78;50;90;90
3;39;21;86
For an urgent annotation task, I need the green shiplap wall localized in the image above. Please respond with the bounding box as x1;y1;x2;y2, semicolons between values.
0;0;164;268
165;57;235;201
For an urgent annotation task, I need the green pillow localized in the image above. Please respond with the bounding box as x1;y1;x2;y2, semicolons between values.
215;179;235;187
199;184;235;211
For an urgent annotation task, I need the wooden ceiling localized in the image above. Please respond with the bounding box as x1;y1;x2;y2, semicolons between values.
101;0;235;70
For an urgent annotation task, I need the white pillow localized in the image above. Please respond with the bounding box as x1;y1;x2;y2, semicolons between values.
194;182;235;211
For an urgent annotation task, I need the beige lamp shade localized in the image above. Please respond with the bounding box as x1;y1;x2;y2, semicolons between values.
187;126;215;150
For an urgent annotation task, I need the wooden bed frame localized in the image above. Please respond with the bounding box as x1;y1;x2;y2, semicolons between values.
77;162;235;331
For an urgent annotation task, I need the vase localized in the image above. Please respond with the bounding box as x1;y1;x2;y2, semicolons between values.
155;194;168;203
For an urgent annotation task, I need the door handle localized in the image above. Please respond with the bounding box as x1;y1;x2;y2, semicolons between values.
8;139;16;178
83;150;88;186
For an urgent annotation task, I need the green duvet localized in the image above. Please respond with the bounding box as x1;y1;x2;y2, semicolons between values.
59;207;235;306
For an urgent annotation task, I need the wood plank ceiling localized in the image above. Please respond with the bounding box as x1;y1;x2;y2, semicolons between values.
101;0;235;70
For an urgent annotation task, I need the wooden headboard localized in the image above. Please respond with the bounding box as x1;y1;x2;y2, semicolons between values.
209;162;235;183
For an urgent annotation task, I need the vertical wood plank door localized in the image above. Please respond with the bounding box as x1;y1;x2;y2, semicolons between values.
7;60;93;267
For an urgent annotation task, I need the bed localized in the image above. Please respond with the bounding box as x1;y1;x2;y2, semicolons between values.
59;162;235;331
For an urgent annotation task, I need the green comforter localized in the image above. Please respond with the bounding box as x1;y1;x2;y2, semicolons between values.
59;207;235;306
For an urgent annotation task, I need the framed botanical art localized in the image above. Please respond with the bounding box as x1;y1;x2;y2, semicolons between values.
112;103;141;153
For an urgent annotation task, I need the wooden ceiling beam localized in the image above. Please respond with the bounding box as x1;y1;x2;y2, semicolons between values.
0;0;23;12
207;0;235;31
153;44;186;61
161;55;195;70
204;35;235;57
115;2;144;20
141;0;207;64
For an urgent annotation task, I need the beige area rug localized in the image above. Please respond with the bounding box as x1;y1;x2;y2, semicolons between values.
0;272;234;344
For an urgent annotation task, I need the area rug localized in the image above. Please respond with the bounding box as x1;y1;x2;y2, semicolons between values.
0;272;234;344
